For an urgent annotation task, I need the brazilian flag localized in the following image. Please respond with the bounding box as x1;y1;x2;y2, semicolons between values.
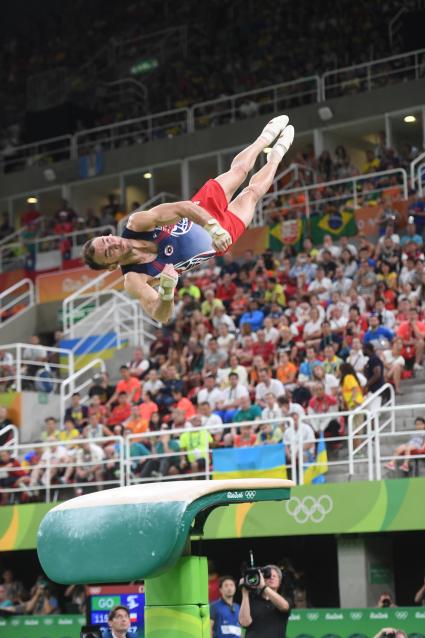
310;205;357;245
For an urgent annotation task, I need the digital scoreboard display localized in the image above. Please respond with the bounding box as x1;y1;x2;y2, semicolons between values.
87;584;144;636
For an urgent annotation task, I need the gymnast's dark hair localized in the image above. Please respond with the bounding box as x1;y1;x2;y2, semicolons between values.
82;238;108;270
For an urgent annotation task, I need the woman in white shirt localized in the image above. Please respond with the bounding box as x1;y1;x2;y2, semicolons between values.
347;337;369;374
303;307;323;348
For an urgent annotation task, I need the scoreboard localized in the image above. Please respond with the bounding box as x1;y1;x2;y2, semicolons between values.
87;584;144;636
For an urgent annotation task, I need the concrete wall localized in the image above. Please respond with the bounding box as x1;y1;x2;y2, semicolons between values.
0;307;38;344
19;391;61;443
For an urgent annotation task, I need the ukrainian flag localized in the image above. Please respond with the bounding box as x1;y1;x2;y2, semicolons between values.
304;432;328;484
212;444;287;480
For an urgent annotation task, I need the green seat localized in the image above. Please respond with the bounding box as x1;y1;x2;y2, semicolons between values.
37;479;292;584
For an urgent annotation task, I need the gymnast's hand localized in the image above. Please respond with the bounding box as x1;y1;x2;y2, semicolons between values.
205;219;232;252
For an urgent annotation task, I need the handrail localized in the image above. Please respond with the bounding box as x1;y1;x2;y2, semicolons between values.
263;167;408;218
62;269;123;336
321;46;425;100
191;76;321;129
74;107;190;156
0;224;115;270
1;135;73;172
418;162;425;197
0;424;19;449
347;383;395;477
0;278;35;328
0;216;46;247
411;150;425;188
117;191;180;235
0;342;74;393
60;358;106;423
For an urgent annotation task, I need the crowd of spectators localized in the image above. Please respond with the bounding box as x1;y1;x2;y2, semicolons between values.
0;0;413;156
2;204;425;502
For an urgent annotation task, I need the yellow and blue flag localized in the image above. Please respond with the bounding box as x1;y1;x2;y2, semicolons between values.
304;433;328;484
212;443;287;480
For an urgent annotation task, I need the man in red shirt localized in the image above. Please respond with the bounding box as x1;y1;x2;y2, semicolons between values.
252;329;276;364
396;308;425;370
215;273;237;308
172;389;196;420
107;366;142;406
107;392;132;426
307;383;340;439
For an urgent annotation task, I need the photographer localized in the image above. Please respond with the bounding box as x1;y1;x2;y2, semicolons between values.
376;592;397;608
374;629;407;638
239;565;291;638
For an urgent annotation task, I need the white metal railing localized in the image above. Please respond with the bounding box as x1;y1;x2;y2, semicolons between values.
73;107;190;157
348;383;395;477
262;168;409;219
373;403;425;480
62;270;123;336
0;224;115;273
0;279;35;328
2;401;425;504
0;216;46;247
0;343;74;393
322;47;425;100
117;192;180;235
0;424;19;449
59;358;106;424
0;135;72;173
418;162;425;197
3;47;425;175
411;150;425;189
67;291;158;371
0;435;123;503
190;76;321;130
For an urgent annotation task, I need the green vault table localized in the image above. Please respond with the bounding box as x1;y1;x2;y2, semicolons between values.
37;478;293;638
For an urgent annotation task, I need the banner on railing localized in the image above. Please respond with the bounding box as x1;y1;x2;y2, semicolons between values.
0;392;21;428
37;267;122;303
212;443;288;480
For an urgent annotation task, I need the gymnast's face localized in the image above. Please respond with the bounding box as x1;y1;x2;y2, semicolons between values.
91;235;132;267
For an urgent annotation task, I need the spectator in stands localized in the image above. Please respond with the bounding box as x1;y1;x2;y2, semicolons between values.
143;368;164;398
0;406;14;446
307;383;340;438
87;394;108;422
25;579;59;615
396;308;425;371
127;347;150;379
0;450;28;504
84;412;113;439
179;416;213;476
41;417;60;441
89;372;115;404
385;416;425;473
233;395;262;424
72;440;105;494
1;569;24;604
363;343;385;405
376;592;397;608
381;337;405;395
59;418;80;442
29;438;68;490
283;412;315;464
198;374;224;410
255;368;285;407
107;365;142;406
64;393;88;431
216;372;249;423
107;392;132;427
22;335;47;387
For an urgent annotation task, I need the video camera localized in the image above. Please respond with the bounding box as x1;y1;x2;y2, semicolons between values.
242;551;272;589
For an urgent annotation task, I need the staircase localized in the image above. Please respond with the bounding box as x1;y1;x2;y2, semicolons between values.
327;370;425;483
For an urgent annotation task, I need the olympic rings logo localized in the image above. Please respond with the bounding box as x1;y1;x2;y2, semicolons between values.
306;612;319;620
350;612;363;620
245;491;257;499
285;495;333;523
395;611;408;620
